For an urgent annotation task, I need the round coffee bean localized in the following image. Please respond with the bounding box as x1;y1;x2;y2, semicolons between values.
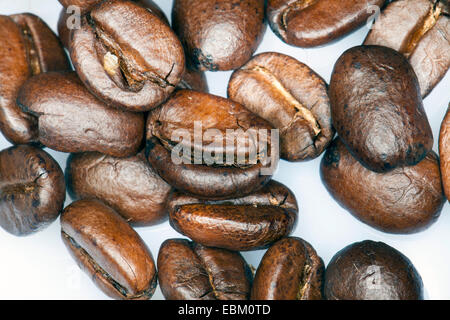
60;199;157;300
17;72;144;157
228;52;334;161
329;45;433;172
324;240;424;300
439;105;450;200
167;180;298;251
157;239;253;300
0;145;65;236
251;237;324;300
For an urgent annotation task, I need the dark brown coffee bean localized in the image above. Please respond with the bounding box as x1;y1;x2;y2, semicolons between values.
66;150;173;226
364;0;449;97
228;52;334;162
324;240;424;300
251;237;324;300
70;0;184;111
321;138;444;233
267;0;385;47
329;45;433;172
167;180;298;251
157;239;253;300
146;89;277;200
17;72;144;157
60;199;157;300
0;13;70;144
172;0;266;71
439;105;450;200
0;145;65;236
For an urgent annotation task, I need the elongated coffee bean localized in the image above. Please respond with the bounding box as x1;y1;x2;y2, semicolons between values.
0;145;65;236
167;180;298;251
439;105;450;200
228;52;333;161
321;138;444;233
158;239;253;300
251;237;324;300
17;72;144;157
61;200;157;300
329;45;433;172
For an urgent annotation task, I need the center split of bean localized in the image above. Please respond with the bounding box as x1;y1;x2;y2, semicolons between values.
281;0;318;31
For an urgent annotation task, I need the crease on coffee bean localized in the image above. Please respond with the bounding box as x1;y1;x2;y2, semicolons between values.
280;0;318;32
62;231;155;299
17;20;41;75
0;171;46;196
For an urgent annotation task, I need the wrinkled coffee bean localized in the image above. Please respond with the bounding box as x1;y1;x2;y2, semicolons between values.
267;0;385;47
0;13;70;144
70;0;184;111
439;105;450;200
228;52;334;161
17;72;144;157
329;45;433;172
146;89;276;200
0;145;65;236
167;180;298;251
61;199;157;300
251;237;324;300
365;0;450;97
321;138;444;233
158;239;253;300
172;0;266;71
324;240;424;300
66;150;173;226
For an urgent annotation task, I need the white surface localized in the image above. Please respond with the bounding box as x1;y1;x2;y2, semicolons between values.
0;0;449;300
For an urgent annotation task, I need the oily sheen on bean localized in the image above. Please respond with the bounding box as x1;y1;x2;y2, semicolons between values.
167;180;298;251
329;45;433;172
60;200;157;300
157;239;253;300
17;72;144;157
251;237;324;300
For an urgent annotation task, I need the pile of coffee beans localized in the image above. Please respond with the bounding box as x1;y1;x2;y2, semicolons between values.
0;0;448;300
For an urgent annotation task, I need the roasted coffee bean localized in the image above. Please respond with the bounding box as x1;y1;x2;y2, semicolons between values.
70;0;185;111
364;0;450;97
167;180;298;251
146;89;276;199
228;52;334;161
172;0;266;71
17;72;144;157
0;145;65;236
66;150;173;226
61;199;157;300
324;240;424;300
439;105;450;200
267;0;385;47
0;13;70;144
321;138;444;233
158;239;253;300
251;237;324;300
329;45;433;172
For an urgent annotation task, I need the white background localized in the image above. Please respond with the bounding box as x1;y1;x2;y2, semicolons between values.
0;0;449;300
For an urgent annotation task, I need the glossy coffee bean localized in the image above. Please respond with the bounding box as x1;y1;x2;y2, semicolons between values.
321;138;444;233
70;0;185;111
0;145;65;236
324;240;424;300
61;199;157;300
172;0;265;71
329;45;433;172
158;239;253;300
267;0;385;47
364;0;450;97
146;90;276;200
0;13;70;144
251;237;324;300
228;52;334;161
17;72;144;157
167;180;298;251
66;150;173;227
439;105;450;200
